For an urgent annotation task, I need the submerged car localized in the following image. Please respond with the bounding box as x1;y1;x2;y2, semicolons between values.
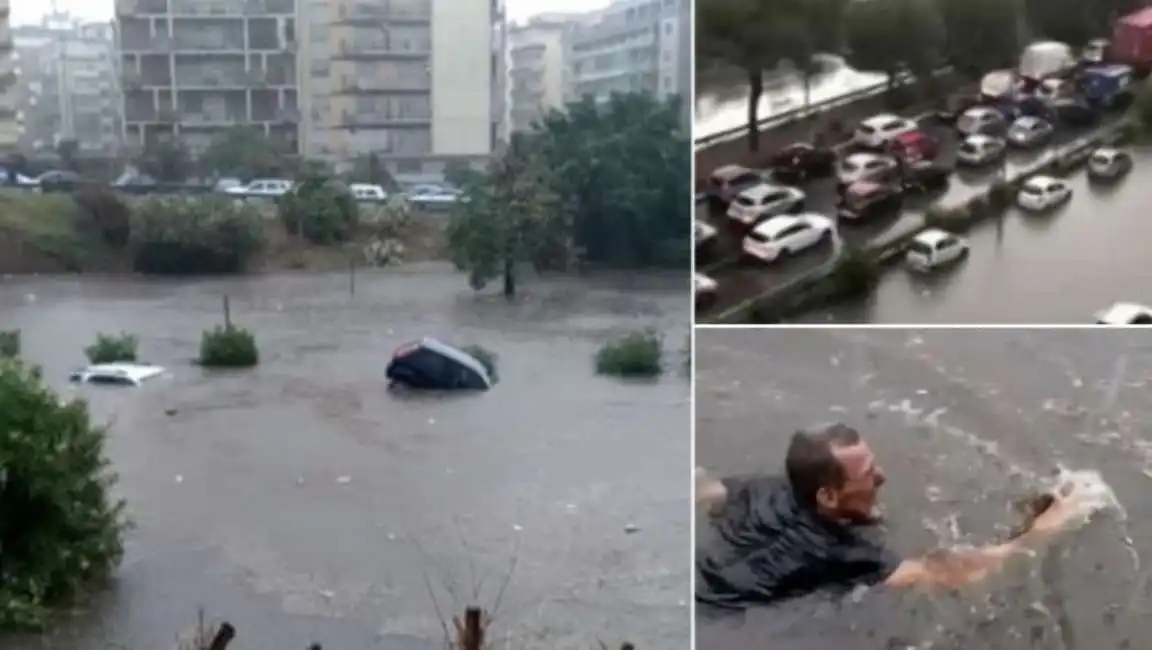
742;213;833;263
957;106;1007;136
706;164;763;205
1087;147;1133;180
695;273;719;308
769;143;835;183
836;181;903;221
901;160;951;194
836;152;898;189
1006;116;1054;148
1016;175;1072;211
905;228;969;271
726;182;805;226
1095;302;1152;325
69;363;167;386
854;114;918;149
386;338;493;390
956;134;1007;166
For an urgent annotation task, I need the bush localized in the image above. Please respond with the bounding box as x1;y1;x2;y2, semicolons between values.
461;344;498;380
279;174;359;244
0;329;18;358
595;330;663;377
198;326;259;368
0;359;128;629
987;180;1015;210
73;185;131;246
129;196;264;274
827;245;879;298
85;332;138;363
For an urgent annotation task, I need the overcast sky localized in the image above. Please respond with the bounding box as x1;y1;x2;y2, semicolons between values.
14;0;612;25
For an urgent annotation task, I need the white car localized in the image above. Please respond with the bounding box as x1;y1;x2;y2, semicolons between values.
1006;116;1054;148
854;114;918;149
905;228;968;271
695;219;718;246
1016;175;1071;210
726;182;805;226
68;363;167;386
225;178;293;198
695;272;718;295
349;183;387;201
956;134;1007;166
957;106;1006;136
836;152;898;187
1087;147;1133;179
1095;302;1152;325
742;213;833;263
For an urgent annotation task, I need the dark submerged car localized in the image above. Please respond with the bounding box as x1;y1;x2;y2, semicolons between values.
769;143;835;183
386;338;493;390
836;180;904;221
901;160;951;194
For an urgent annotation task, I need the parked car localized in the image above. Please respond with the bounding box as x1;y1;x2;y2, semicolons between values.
695;219;718;247
405;185;459;207
853;114;918;149
768;143;835;183
349;183;387;201
901;160;951;194
956;134;1007;166
69;363;167;387
1047;97;1100;126
742;213;834;263
385;338;493;390
957;106;1007;136
1095;302;1152;324
1087;147;1134;180
1017;175;1072;210
1080;63;1134;108
726;182;805;226
887;130;939;162
1036;78;1076;102
695;273;719;309
1006;116;1055;148
1082;38;1110;64
706;164;763;205
905;228;969;271
936;91;983;123
836;181;904;221
226;178;294;198
213;177;244;192
836;152;898;189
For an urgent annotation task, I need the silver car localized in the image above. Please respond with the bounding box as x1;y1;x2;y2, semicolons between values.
1006;116;1054;148
956;134;1007;166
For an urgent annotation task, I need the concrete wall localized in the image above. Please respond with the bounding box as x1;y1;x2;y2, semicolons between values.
430;0;492;156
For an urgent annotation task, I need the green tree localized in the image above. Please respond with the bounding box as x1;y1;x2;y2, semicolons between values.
443;160;482;188
790;0;850;111
935;0;1022;79
1023;0;1133;47
279;167;359;244
1125;81;1152;144
200;127;287;180
56;138;79;171
138;136;191;183
696;0;794;152
845;0;944;98
446;134;560;298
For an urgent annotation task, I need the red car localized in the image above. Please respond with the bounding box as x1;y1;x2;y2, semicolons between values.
888;131;939;163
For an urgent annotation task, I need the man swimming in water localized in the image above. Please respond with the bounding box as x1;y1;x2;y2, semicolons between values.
695;423;1085;608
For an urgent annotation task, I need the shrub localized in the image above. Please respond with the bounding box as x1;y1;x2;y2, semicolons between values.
987;180;1015;210
595;330;663;377
461;344;498;380
198;326;259;368
827;245;879;298
279;174;359;244
85;332;139;363
73;185;131;246
129;196;264;274
0;359;128;629
0;329;18;358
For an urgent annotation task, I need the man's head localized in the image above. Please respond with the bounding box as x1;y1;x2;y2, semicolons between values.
785;423;886;524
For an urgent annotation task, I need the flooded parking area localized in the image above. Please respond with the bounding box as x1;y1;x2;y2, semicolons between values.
697;328;1152;650
0;266;690;650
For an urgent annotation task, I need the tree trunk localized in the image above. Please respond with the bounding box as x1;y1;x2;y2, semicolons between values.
502;256;515;299
746;70;764;152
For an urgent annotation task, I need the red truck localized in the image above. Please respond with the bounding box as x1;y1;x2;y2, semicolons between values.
1112;7;1152;71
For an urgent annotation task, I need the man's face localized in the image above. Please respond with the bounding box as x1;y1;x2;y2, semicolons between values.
825;441;886;523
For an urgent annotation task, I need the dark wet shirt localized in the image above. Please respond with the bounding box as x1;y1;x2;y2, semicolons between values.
696;475;900;608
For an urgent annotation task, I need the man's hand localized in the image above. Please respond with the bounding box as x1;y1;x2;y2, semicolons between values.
1018;486;1087;543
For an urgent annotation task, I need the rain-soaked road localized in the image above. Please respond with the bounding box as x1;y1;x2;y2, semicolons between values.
795;150;1152;323
0;265;690;650
697;328;1152;650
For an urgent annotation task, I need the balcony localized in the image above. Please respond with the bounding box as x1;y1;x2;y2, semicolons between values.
338;110;429;129
332;1;430;26
333;41;428;60
333;76;429;94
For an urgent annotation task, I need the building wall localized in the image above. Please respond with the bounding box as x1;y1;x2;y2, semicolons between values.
430;0;497;158
508;16;571;133
0;0;17;152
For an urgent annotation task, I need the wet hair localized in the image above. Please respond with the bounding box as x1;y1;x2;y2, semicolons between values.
785;423;861;509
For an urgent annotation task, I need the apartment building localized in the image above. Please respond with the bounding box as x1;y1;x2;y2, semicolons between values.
297;0;507;176
508;14;575;133
562;0;689;107
14;18;122;155
114;0;300;156
0;0;17;153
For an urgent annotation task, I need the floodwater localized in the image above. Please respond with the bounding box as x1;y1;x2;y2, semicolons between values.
0;265;690;650
695;56;884;142
697;328;1152;650
797;150;1152;323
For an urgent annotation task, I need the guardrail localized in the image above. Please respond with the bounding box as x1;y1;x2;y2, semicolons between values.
695;67;953;149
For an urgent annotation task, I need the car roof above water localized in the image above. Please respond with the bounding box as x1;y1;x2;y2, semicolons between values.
69;363;167;385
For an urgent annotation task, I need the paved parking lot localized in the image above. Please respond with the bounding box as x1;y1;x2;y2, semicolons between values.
695;114;1118;317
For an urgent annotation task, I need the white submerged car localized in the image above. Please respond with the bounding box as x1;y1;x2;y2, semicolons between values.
742;213;833;263
1087;147;1133;180
836;152;898;188
957;106;1006;136
726;182;805;226
695;219;718;247
695;272;719;308
1006;116;1054;148
1016;175;1072;210
854;114;918;149
69;363;167;386
905;228;969;271
1095;302;1152;325
956;134;1007;166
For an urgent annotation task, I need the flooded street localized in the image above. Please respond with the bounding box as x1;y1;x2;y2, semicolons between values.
0;265;690;650
697;329;1152;650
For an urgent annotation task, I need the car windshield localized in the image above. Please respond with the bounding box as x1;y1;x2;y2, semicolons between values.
1090;153;1111;165
747;229;773;244
734;196;755;206
908;240;934;256
731;173;760;186
957;115;976;129
959;142;978;154
841;160;860;172
858;124;876;133
1020;185;1042;195
881;120;903;130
